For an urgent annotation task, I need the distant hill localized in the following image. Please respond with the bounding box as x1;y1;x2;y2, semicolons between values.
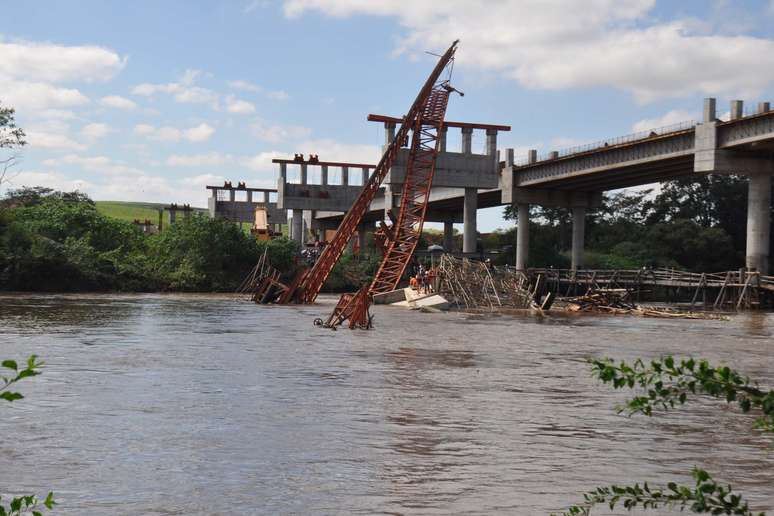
95;201;206;225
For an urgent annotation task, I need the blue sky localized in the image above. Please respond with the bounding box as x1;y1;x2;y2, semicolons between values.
3;0;774;231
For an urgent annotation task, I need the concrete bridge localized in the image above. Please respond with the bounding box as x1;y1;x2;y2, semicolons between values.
207;183;287;230
263;97;774;274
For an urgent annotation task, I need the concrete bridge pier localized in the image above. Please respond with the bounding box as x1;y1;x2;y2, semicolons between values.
515;203;530;270
461;127;478;253
747;170;772;274
571;206;586;270
358;223;368;255
291;209;304;244
463;188;477;253
696;98;772;274
443;220;455;251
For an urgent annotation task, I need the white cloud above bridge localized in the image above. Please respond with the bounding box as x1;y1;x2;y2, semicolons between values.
284;0;774;103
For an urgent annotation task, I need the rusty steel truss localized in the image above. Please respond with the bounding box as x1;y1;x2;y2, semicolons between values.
252;40;460;329
299;40;459;304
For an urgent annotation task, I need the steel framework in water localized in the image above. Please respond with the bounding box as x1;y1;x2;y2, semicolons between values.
295;40;460;306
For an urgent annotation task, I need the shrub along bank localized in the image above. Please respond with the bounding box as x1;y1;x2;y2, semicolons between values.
0;187;303;292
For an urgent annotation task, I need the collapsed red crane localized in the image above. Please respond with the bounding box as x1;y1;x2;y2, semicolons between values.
314;42;462;329
254;40;460;329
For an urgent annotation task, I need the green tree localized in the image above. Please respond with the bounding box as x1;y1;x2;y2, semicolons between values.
2;356;55;515
0;102;26;196
148;214;263;291
556;356;772;515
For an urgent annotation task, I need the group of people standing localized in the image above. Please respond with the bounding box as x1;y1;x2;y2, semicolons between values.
409;262;437;294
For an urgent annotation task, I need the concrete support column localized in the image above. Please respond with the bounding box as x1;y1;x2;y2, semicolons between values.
300;164;308;185
292;209;304;244
443;220;454;252
571;206;586;270
746;171;772;274
463;187;477;253
439;126;448;152
229;189;235;202
703;98;716;122
505;148;514;168
263;191;270;204
361;167;369;185
384;122;396;150
730;100;744;120
358;224;367;255
516;204;530;270
342;166;349;186
759;102;771;114
247;191;253;203
279;163;287;182
485;129;497;156
461;127;473;155
321;165;328;186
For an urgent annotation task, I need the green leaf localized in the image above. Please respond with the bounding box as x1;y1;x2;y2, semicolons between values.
44;492;55;510
1;360;17;371
0;391;24;402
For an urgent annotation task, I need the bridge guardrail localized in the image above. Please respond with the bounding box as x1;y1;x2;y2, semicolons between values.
513;120;697;166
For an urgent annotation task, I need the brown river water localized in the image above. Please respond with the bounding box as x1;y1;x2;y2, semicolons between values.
1;293;773;515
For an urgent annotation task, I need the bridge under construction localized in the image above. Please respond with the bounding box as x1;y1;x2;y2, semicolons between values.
215;39;774;325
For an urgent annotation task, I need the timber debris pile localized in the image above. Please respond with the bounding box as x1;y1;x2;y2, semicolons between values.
436;255;537;310
564;289;728;320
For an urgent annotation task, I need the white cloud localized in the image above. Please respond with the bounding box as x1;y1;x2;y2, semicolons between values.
228;79;261;92
251;120;312;143
184;123;215;142
0;170;94;193
155;127;183;142
80;122;112;141
0;78;89;113
0;40;125;83
25;129;86;151
133;124;155;136
267;90;289;101
225;95;256;114
132;69;219;108
283;0;774;102
181;173;227;186
244;151;286;172
42;154;143;175
99;95;137;110
297;138;380;164
133;122;215;143
631;109;697;132
166;152;234;167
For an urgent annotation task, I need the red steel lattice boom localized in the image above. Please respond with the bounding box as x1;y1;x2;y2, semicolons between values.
294;40;460;307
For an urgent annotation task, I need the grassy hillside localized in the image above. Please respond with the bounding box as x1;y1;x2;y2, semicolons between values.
95;201;206;226
95;201;290;237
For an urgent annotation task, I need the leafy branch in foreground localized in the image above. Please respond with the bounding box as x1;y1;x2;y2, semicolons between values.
554;467;763;516
1;355;44;402
2;355;55;515
590;356;774;433
0;492;55;516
